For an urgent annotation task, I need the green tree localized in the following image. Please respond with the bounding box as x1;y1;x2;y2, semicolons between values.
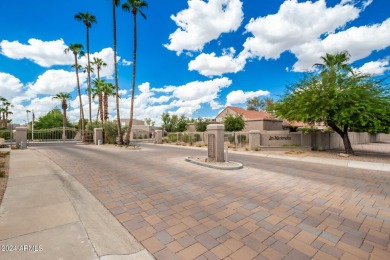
34;108;67;129
64;43;85;139
122;0;148;144
161;113;188;132
174;115;188;132
224;114;245;132
246;97;274;111
273;51;390;155
194;118;210;132
75;12;97;124
52;92;72;139
144;117;154;126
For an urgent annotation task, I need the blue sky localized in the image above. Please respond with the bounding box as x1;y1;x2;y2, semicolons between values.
1;0;389;125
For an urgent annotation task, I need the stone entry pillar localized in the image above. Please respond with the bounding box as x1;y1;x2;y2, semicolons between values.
249;130;261;150
15;127;27;148
94;128;103;145
207;124;225;162
155;130;163;144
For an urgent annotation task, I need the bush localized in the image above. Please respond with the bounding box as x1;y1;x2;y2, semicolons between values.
181;133;190;143
144;134;148;139
228;135;235;143
193;133;201;142
168;133;178;143
0;170;5;177
237;135;246;143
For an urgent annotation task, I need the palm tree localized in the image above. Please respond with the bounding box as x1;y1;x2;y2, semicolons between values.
112;0;123;145
53;92;71;140
75;12;97;125
92;78;105;123
91;57;107;79
101;82;116;122
122;0;148;144
65;43;85;140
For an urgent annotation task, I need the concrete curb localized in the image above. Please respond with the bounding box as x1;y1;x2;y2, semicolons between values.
185;156;243;170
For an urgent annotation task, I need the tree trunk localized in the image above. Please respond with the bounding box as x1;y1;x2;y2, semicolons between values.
86;27;92;124
125;12;137;145
113;3;123;145
328;122;354;155
75;55;85;142
104;94;108;122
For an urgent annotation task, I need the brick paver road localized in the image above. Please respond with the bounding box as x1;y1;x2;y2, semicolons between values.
36;144;390;259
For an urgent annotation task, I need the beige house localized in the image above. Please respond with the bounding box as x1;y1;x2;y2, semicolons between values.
115;119;162;139
215;106;285;132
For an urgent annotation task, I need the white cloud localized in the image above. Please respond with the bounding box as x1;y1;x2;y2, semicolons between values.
164;0;243;54
355;60;390;75
0;38;73;67
28;69;87;95
188;47;247;76
242;0;360;61
0;72;24;101
226;89;269;106
80;48;118;79
121;59;132;66
291;18;390;71
118;78;233;125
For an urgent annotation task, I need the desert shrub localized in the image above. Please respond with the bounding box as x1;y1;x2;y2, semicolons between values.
181;133;190;143
237;135;246;143
228;135;235;143
193;133;201;142
168;133;178;142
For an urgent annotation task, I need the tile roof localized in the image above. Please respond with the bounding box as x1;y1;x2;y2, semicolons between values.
225;106;275;120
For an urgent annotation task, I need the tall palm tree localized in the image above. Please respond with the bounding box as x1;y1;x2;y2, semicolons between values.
122;0;148;144
65;43;85;140
92;78;105;123
314;51;353;77
91;57;107;79
75;12;97;124
112;0;123;144
101;82;116;122
53;92;71;140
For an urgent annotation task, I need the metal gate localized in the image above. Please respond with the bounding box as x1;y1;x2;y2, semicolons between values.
27;127;93;146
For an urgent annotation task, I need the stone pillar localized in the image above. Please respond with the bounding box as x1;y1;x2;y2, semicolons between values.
249;130;261;150
155;130;163;144
15;127;27;148
207;124;225;162
94;128;103;145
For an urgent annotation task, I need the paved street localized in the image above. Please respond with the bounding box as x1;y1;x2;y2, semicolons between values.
35;144;390;259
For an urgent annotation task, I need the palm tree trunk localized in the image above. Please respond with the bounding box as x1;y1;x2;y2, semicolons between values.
99;93;104;123
113;2;123;145
86;27;92;124
75;56;85;142
125;13;137;144
62;101;67;140
104;94;108;122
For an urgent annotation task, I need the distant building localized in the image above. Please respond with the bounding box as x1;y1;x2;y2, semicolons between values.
215;106;284;132
117;119;162;139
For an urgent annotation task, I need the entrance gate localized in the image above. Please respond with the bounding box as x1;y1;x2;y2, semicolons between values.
27;127;94;146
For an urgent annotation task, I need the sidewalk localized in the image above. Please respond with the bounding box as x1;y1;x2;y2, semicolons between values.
0;149;154;260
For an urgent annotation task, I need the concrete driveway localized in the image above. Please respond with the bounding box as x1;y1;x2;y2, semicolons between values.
34;144;390;259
